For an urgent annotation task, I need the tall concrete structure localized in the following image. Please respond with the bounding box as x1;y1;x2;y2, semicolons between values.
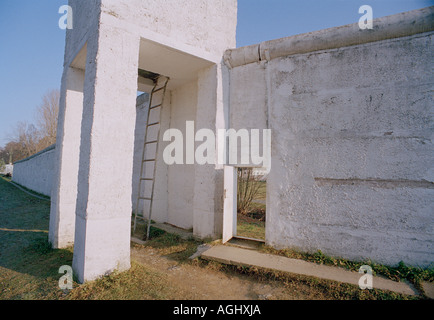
49;0;237;283
46;1;433;283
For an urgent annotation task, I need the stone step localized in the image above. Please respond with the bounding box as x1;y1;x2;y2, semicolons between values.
201;245;418;296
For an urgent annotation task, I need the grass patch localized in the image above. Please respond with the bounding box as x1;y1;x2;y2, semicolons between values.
1;175;50;201
236;176;266;240
0;177;196;300
237;212;265;240
136;229;203;262
64;261;184;300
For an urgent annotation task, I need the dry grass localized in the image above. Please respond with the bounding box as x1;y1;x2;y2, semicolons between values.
1;176;429;301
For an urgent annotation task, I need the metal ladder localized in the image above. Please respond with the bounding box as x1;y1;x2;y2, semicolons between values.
133;76;169;240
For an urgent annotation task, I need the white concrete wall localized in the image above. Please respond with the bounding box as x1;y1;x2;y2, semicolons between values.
227;26;434;266
12;146;56;196
133;68;226;238
132;85;197;231
166;81;198;229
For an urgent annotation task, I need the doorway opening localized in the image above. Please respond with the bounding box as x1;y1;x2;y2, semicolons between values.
236;167;266;241
223;166;267;245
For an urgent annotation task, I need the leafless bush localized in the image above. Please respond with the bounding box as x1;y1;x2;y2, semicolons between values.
237;167;262;216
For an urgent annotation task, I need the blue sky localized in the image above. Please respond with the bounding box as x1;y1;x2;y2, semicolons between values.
0;0;432;148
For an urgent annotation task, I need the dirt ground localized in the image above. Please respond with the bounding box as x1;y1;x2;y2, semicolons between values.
130;245;321;300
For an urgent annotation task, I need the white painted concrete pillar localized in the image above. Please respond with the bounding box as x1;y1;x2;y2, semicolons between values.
49;66;85;249
222;165;237;243
193;63;228;238
72;27;140;283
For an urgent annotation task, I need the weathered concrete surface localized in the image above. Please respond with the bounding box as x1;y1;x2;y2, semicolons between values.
12;145;55;197
201;245;418;296
266;32;434;267
70;21;140;283
224;6;434;68
193;64;226;239
101;0;237;62
229;26;434;267
421;281;434;299
49;67;85;249
153;223;194;240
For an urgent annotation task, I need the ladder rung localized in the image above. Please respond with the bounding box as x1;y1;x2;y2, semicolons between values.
142;159;156;162
150;104;162;110
139;197;152;201
145;140;158;145
152;87;166;93
140;178;154;181
147;122;160;126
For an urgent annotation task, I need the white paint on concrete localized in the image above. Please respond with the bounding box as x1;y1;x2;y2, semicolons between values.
49;66;85;249
50;0;238;282
12;146;55;197
224;6;434;68
228;29;434;267
167;81;197;230
193;64;225;239
222;166;237;243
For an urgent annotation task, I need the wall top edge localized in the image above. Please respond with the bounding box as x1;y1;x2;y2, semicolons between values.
224;6;434;68
13;144;56;165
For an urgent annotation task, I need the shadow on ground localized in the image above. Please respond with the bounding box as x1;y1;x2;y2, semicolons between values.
0;177;73;299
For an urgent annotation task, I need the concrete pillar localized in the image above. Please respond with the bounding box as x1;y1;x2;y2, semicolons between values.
193;63;227;238
49;66;85;249
72;26;140;283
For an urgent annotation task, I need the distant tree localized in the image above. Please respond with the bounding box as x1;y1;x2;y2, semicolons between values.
237;168;262;216
35;89;59;150
2;89;59;162
8;122;40;159
1;141;27;163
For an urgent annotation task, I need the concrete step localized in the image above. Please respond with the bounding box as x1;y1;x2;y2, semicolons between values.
152;223;194;240
201;245;418;296
227;237;264;250
421;281;434;299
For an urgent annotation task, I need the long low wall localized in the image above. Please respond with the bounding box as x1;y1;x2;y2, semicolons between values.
12;145;56;197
